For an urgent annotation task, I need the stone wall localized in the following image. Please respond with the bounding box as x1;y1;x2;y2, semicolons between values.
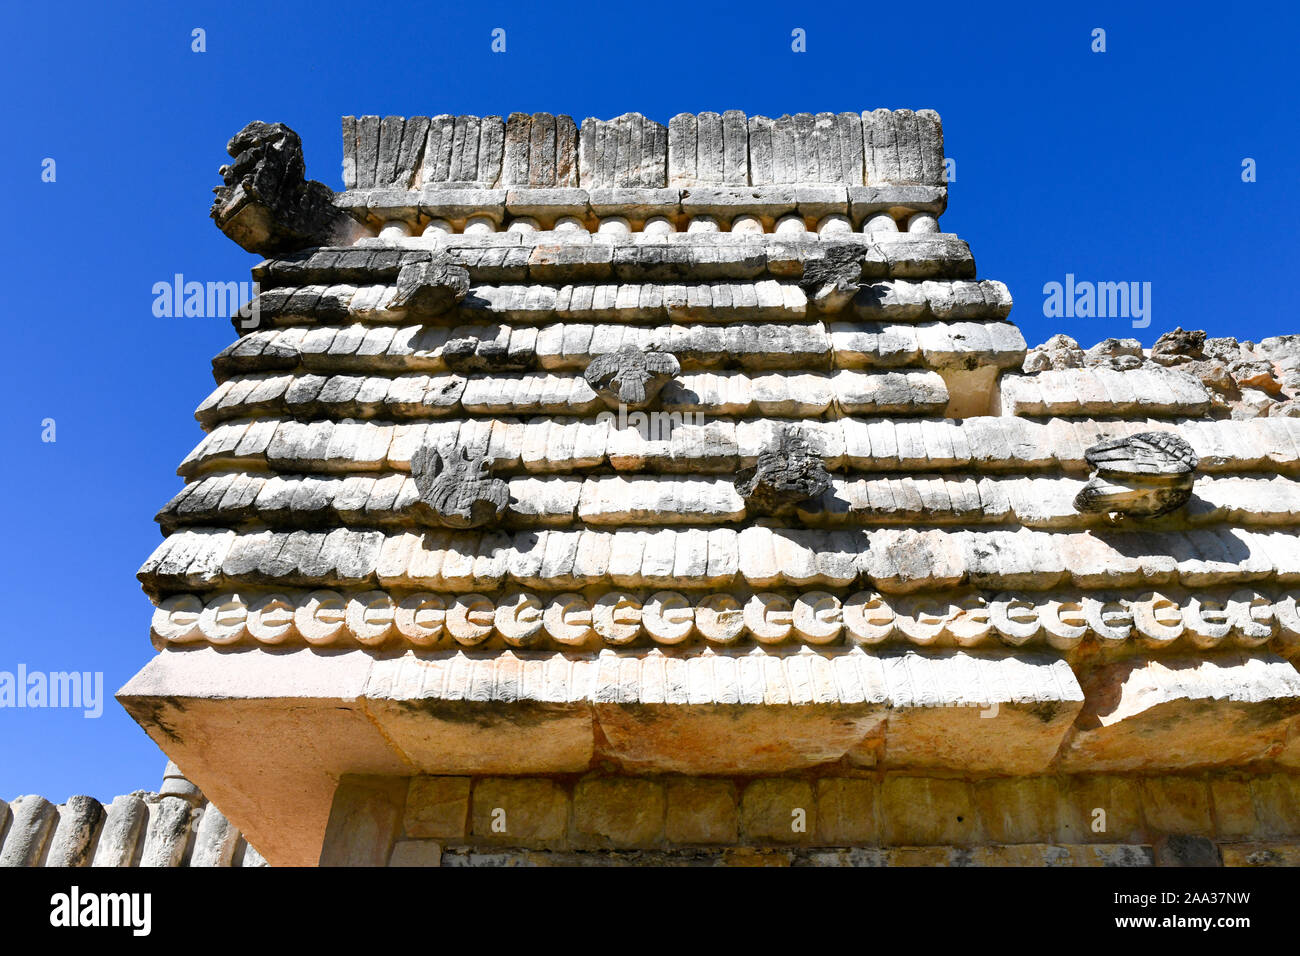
320;771;1300;867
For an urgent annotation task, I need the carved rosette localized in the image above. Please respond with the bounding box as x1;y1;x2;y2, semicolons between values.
734;432;832;516
584;345;680;409
1074;431;1199;518
410;444;510;529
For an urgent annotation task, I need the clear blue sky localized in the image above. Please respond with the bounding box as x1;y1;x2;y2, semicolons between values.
3;0;1296;802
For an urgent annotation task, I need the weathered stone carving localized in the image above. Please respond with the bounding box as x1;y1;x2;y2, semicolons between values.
1074;431;1199;517
152;585;1300;652
390;257;470;317
584;345;680;409
799;244;867;314
211;121;356;255
410;444;509;528
734;432;832;515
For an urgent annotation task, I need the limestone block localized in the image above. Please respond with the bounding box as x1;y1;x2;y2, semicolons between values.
741;780;816;844
363;654;595;774
388;839;443;867
502;113;578;187
1059;654;1300;772
880;777;980;845
44;796;105;867
572;777;666;848
971;778;1060;845
1139;778;1214;835
404;777;471;840
318;775;407;867
815;778;879;845
190;804;242;867
91;795;148;867
0;795;57;867
595;696;887;774
832;369;948;414
829;322;921;368
665;779;738;845
471;778;568;847
1055;776;1145;844
1221;844;1300;866
1248;774;1300;836
137;796;193;867
876;650;1084;773
579;113;667;189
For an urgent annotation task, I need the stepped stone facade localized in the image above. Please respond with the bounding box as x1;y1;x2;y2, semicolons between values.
103;109;1300;867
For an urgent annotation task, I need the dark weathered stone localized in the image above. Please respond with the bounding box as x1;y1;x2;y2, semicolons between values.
411;444;510;529
1153;834;1222;867
1151;327;1207;366
734;432;832;515
1074;431;1199;518
584;345;680;409
800;244;867;313
211;121;356;255
390;258;470;317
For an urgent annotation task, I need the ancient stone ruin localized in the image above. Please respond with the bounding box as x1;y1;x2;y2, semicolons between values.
58;108;1300;867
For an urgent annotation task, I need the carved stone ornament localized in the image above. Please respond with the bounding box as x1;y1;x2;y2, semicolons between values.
799;244;868;314
210;121;357;255
584;345;681;409
390;257;470;318
1074;431;1199;518
734;431;832;515
410;443;510;529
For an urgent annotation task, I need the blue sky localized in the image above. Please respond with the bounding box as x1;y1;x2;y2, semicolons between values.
2;0;1297;802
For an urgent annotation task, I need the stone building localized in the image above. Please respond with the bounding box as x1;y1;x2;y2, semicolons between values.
11;108;1300;868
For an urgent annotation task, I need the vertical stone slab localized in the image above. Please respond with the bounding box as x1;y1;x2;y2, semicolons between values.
696;111;724;184
722;110;748;184
529;112;556;186
239;840;269;867
450;115;481;183
580;114;667;188
394;116;430;188
916;109;945;185
792;112;816;181
319;774;407;867
422;114;457;185
579;116;606;188
771;115;797;183
190;804;241;867
812;112;841;183
478;115;505;186
355;115;381;189
863;108;900;184
44;795;105;868
139;796;193;867
640;113;667;187
555;114;579;186
376;115;405;186
748;115;775;185
0;795;57;867
502;112;532;186
341;115;358;190
668;112;698;186
91;794;148;867
837;111;864;185
894;109;924;183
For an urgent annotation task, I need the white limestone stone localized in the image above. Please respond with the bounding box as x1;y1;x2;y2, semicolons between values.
463;215;497;235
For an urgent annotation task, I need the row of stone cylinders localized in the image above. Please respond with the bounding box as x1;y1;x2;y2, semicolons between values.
375;210;941;241
0;763;263;867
